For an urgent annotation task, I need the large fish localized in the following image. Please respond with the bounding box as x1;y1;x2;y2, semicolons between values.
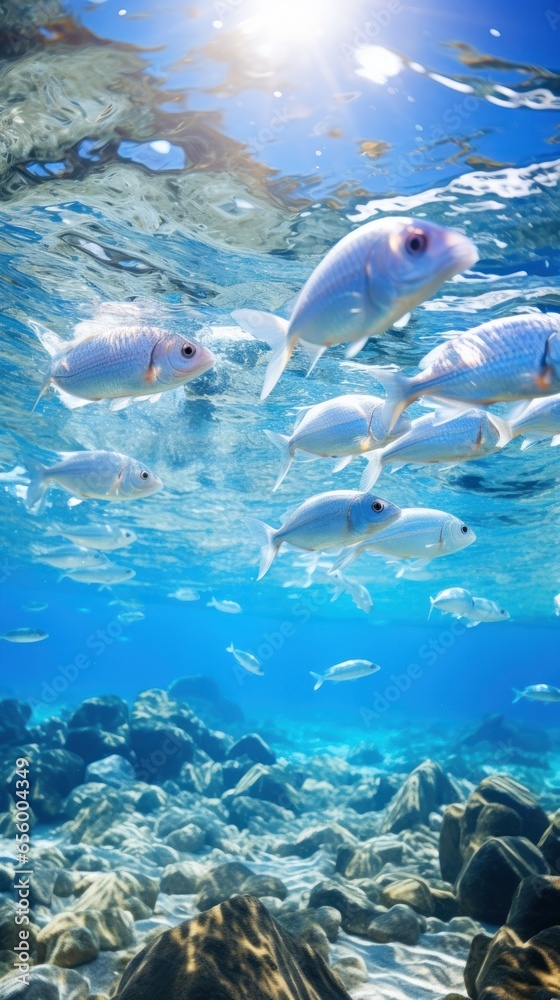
265;393;411;491
33;323;215;410
361;407;510;489
0;628;48;643
376;313;560;432
25;450;162;511
245;490;401;580
508;393;560;449
233;217;478;399
513;684;560;704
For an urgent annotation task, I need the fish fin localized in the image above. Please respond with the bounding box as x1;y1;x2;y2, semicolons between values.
263;430;294;491
360;451;383;491
512;688;523;704
67;497;83;508
54;386;95;410
396;557;429;578
370;367;413;433
28;320;69;358
429;401;472;426
488;414;513;449
427;596;435;620
244;517;279;580
25;458;48;511
332;455;353;474
392;311;411;330
330;584;343;602
31;377;52;412
345;336;369;359
232;309;293;400
330;545;363;573
520;437;540;451
466;620;480;628
110;396;134;412
301;341;326;375
505;400;530;423
292;404;315;429
310;671;324;691
206;598;217;608
552;434;560;447
148;392;163;405
226;642;234;653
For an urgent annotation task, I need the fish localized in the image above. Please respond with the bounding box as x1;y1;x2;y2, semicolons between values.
507;394;560;450
429;587;509;625
0;628;48;643
375;312;560;432
61;565;136;588
226;642;264;675
232;216;478;399
32;322;215;410
329;570;373;614
34;544;110;570
265;394;411;491
555;594;560;616
513;684;560;703
116;610;145;623
207;597;242;614
333;508;475;574
468;597;510;626
310;658;380;691
245;490;401;580
25;451;162;511
44;523;137;551
21;601;48;611
360;407;511;490
168;587;201;601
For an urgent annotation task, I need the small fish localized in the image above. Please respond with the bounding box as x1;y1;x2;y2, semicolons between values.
376;313;560;432
513;684;560;704
334;508;475;574
508;394;560;450
44;523;137;551
468;596;510;626
61;565;136;588
0;628;48;643
33;323;215;410
361;407;511;490
25;451;162;511
226;642;264;676
265;394;411;491
310;658;380;691
34;544;109;570
246;490;401;580
116;610;145;623
169;587;201;601
207;597;242;614
429;587;509;626
22;601;48;612
330;570;373;614
232;217;478;399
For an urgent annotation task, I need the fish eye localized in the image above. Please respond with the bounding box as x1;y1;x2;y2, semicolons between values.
405;231;428;255
500;609;506;615
372;500;384;512
181;343;196;358
140;470;149;480
461;524;469;534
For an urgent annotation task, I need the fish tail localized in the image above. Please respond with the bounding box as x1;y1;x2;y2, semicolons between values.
25;458;48;512
310;671;324;691
226;641;234;653
371;367;413;433
244;517;280;580
427;596;436;620
488;414;513;449
512;688;523;704
264;429;294;490
28;320;68;358
360;450;383;491
31;377;52;413
232;309;294;400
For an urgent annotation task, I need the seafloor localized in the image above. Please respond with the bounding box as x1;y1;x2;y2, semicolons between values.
0;681;558;999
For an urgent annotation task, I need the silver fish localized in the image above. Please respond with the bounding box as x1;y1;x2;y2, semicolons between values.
22;601;48;611
33;323;215;410
508;394;560;450
265;393;411;490
376;313;560;432
0;628;48;643
430;587;509;625
207;597;242;614
245;490;401;580
44;523;137;551
61;564;136;587
232;216;478;399
334;507;475;574
25;451;162;511
310;658;380;691
226;642;264;676
34;544;109;570
513;684;560;704
116;610;145;623
169;587;201;601
468;596;510;625
361;407;510;490
329;570;373;614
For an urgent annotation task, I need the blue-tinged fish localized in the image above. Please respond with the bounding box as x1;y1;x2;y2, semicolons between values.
429;587;509;626
361;407;510;490
232;217;478;399
44;523;137;551
0;628;48;643
207;597;242;614
265;393;411;490
61;564;136;587
32;323;215;410
310;658;380;691
508;393;560;450
226;642;264;676
34;544;109;570
245;490;401;580
25;451;162;511
513;684;560;704
376;313;560;432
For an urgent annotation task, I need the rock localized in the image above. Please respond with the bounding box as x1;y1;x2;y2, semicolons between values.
114;895;350;999
431;888;461;922
280;823;357;859
29;863;58;907
456;836;550;924
347;776;398;813
68;696;129;732
63;790;133;845
331;955;368;991
367;904;422;945
195;862;254;910
346;742;383;766
465;925;560;999
66;727;129;765
308;879;379;935
73;871;159;919
160;861;206;895
0;699;31;748
85;755;136;787
64;783;108;820
135;785;167;813
227;795;294;830
276;911;331;962
29;750;85;821
0;964;91;999
380;877;434;917
168;675;244;725
36;913;100;967
163;823;205;853
129;721;194;781
335;841;383;880
506;874;560;941
470;775;549;845
456;713;551;754
240;875;287;900
439;803;466;883
228;734;276;766
53;869;79;898
381;761;459;835
223;764;301;814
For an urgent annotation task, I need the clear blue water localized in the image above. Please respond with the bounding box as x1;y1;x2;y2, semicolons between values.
1;0;560;739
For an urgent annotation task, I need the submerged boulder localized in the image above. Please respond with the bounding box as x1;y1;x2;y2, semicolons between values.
228;734;276;766
381;760;459;834
68;695;129;733
456;836;549;924
0;964;91;999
